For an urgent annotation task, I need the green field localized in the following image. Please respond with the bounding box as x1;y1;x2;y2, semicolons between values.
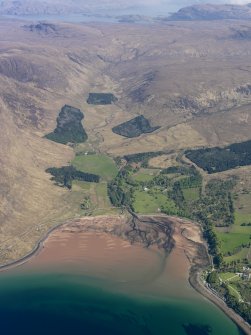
183;187;200;202
224;248;250;263
71;179;118;216
216;231;251;255
234;212;251;226
72;154;118;181
72;180;92;191
133;189;177;214
216;208;251;257
132;172;155;183
219;272;240;282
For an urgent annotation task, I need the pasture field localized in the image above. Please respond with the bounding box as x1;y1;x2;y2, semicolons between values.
133;189;177;215
72;154;118;181
132;172;155;183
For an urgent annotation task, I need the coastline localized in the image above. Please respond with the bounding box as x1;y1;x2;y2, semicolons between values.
0;214;250;334
189;270;251;335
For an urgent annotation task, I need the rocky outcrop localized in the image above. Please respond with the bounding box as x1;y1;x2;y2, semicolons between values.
231;27;251;40
164;83;251;119
23;23;58;35
129;71;156;103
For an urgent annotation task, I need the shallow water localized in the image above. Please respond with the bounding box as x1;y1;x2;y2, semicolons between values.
0;271;243;335
0;232;243;335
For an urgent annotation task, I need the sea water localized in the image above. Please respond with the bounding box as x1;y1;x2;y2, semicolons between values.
0;271;243;335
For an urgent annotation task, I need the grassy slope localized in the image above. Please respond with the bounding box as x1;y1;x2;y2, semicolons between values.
72;154;119;215
217;211;251;256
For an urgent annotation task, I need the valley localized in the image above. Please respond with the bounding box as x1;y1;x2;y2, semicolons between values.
0;16;251;333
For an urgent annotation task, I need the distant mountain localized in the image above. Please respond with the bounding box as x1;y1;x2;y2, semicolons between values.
0;0;74;15
168;3;251;21
0;0;158;15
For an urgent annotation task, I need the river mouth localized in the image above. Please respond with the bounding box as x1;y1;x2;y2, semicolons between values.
0;228;242;335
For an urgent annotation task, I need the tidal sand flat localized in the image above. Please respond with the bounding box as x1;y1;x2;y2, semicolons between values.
0;216;244;335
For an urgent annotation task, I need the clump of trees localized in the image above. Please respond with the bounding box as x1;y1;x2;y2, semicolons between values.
87;93;118;105
112;115;160;138
46;166;100;189
123;151;164;167
45;105;88;145
186;139;251;173
107;167;134;209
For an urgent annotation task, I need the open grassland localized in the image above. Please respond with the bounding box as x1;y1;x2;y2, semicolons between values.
224;248;250;263
219;272;240;282
133;189;177;215
72;180;117;216
217;231;251;255
133;173;154;183
72;154;118;181
148;153;178;169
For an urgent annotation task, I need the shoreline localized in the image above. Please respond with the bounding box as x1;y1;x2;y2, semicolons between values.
189;270;251;335
0;214;250;334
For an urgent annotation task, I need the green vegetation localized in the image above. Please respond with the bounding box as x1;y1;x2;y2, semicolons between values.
107;167;134;209
72;154;118;181
183;188;200;202
112;115;160;138
46;144;251;325
133;189;177;215
46;166;100;189
132;170;156;183
217;231;251;255
123;151;164;167
87;93;118;105
224;248;250;263
195;179;235;227
108;158;201;217
219;272;239;282
186;139;251;173
98;149;251;325
45;105;87;144
206;270;251;324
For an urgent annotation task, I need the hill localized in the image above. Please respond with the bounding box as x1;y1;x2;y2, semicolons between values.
168;3;251;21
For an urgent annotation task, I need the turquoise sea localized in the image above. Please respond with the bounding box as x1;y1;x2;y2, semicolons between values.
0;270;243;335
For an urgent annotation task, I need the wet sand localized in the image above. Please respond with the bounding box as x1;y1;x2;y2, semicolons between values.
25;231;165;289
20;215;207;301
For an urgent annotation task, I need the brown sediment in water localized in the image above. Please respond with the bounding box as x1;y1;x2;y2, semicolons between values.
0;214;250;334
21;214;202;299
